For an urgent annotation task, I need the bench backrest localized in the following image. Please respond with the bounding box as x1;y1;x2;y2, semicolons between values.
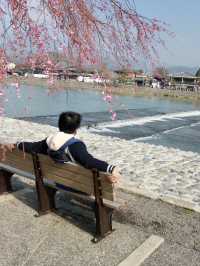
1;149;34;174
38;154;114;201
0;149;115;201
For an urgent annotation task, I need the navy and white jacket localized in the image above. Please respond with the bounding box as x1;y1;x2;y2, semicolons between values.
16;132;115;174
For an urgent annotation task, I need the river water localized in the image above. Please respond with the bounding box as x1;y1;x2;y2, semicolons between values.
2;84;200;153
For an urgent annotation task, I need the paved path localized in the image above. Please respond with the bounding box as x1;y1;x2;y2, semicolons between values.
1;176;200;266
118;235;164;266
0;178;149;266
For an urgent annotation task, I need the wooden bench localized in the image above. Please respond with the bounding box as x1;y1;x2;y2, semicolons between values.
0;148;117;242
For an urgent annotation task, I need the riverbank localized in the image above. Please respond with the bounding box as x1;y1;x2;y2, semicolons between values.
5;76;200;103
1;116;200;213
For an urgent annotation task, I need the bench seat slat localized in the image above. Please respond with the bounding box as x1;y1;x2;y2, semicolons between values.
2;150;34;173
3;155;33;166
40;164;113;193
57;189;122;209
46;174;93;194
42;171;114;201
0;163;35;180
39;155;110;182
39;154;92;174
1;158;34;174
5;149;33;160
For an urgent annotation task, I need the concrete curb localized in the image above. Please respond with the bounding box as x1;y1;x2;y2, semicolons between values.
118;235;164;266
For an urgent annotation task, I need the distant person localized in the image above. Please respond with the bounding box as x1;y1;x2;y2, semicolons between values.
15;111;121;183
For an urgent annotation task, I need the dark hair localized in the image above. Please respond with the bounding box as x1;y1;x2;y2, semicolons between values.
58;112;82;133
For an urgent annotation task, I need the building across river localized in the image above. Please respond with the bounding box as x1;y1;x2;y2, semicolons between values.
168;75;200;91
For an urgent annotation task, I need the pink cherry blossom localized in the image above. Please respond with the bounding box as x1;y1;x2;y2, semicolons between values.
0;0;170;118
103;95;112;103
111;112;117;121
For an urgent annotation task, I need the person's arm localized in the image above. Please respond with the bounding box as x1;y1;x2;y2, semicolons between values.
69;142;121;183
16;139;48;154
69;142;113;172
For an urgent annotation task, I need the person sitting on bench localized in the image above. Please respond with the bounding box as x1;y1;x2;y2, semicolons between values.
16;111;121;184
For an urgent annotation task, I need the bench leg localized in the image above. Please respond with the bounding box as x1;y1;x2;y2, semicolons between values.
35;178;57;215
92;169;114;242
0;170;13;195
93;203;113;242
32;153;57;215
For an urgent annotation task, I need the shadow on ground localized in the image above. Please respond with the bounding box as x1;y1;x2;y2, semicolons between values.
11;175;96;237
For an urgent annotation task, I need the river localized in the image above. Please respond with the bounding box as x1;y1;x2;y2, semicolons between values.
3;84;200;153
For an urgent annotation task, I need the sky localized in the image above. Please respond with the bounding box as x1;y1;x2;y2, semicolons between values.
1;0;199;69
135;0;200;67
